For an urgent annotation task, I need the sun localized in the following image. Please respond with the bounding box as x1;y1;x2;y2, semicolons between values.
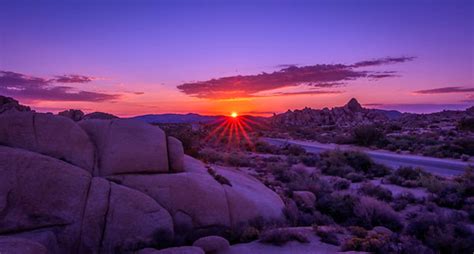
230;112;238;118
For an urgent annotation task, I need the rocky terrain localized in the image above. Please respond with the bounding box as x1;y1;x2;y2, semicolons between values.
271;98;390;128
0;96;285;253
1;95;474;254
268;98;474;160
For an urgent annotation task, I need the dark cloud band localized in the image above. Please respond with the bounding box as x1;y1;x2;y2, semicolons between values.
177;56;414;99
0;71;119;102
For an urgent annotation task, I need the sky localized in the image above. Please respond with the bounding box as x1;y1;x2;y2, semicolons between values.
0;0;473;116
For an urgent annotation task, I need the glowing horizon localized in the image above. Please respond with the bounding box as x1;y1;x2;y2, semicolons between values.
0;0;472;116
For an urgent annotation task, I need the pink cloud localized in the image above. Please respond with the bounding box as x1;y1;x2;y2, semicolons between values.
414;86;474;94
177;56;414;99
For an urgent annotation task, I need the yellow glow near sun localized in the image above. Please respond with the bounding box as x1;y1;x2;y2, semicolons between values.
231;112;238;118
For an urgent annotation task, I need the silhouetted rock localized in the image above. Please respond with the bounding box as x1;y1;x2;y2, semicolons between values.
272;98;388;128
83;111;118;120
345;98;363;112
58;109;84;121
0;95;31;114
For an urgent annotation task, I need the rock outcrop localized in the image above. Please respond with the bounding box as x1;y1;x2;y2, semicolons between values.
58;109;85;122
0;95;31;114
271;98;388;128
0;110;285;253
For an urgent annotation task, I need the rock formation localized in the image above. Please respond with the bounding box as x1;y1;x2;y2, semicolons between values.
0;95;31;114
0;110;284;253
58;109;85;121
271;98;389;128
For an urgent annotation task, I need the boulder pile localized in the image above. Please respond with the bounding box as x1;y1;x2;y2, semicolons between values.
0;109;284;253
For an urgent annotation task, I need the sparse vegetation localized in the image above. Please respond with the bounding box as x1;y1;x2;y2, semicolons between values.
259;228;309;246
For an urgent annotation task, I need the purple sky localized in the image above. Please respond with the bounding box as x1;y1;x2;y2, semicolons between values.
0;0;473;116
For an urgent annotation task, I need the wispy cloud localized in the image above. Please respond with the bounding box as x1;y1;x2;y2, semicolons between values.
177;56;414;99
268;90;342;97
0;71;120;102
352;56;415;68
414;86;474;94
53;74;94;83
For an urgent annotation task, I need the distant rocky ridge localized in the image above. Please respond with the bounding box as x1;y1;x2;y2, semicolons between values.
0;97;284;253
271;98;397;128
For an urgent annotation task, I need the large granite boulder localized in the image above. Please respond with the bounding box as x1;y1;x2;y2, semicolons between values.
0;145;174;254
0;109;284;253
0;146;91;253
108;156;285;230
0;111;95;172
79;119;169;176
0;237;48;254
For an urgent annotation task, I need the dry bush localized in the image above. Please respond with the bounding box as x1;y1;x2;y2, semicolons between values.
259;228;309;246
358;182;393;202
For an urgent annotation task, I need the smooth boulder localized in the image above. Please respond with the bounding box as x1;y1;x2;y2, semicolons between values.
79;119;169;176
168;136;185;173
0;111;95;172
192;236;229;253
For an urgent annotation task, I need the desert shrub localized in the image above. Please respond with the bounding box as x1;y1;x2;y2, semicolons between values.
348;226;368;238
313;226;340;245
311;211;336;226
266;162;295;183
346;172;365;182
259;228;309;246
226;152;251;167
354;197;403;232
283;200;335;227
458;117;474;132
254;140;278;153
288;175;333;199
352;124;385;146
198;148;223;163
298;153;318;166
343;233;432;254
342;232;391;253
282;144;306;156
331;177;351;190
229;216;284;244
406;210;474;253
391;191;419;211
427;169;474;209
316;192;359;224
319;150;355;177
384;166;427;187
358;182;393;202
432;183;464;209
319;150;389;179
